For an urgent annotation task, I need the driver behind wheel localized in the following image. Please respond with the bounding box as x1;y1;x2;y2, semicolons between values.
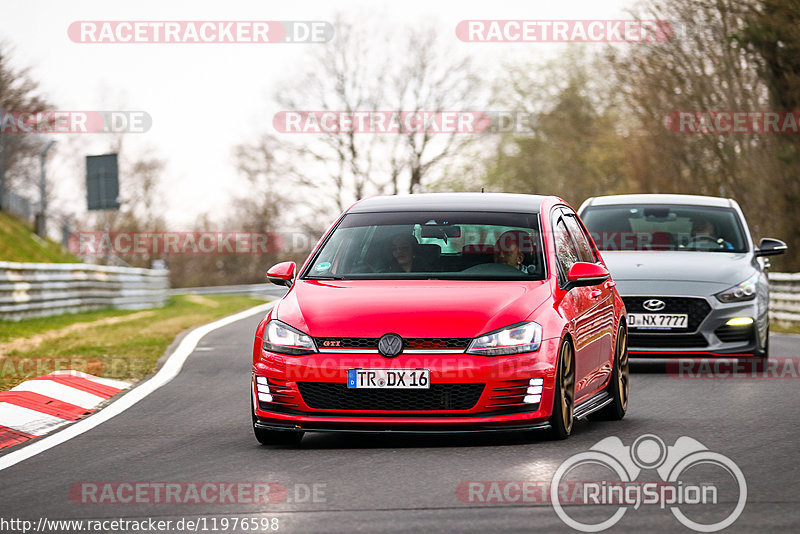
688;216;734;250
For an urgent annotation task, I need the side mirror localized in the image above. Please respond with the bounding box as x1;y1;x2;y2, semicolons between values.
754;238;788;257
266;261;296;287
567;262;610;288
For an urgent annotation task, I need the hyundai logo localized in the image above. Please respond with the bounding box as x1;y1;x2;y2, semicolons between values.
378;333;403;358
643;299;666;312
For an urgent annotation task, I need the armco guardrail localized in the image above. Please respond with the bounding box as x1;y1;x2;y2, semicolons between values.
0;261;169;321
169;283;287;298
770;272;800;325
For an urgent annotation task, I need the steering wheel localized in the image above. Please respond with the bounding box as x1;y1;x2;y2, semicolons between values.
686;234;723;248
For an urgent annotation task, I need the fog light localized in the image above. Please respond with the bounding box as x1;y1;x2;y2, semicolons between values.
257;392;273;402
726;317;754;326
529;378;543;386
523;394;541;404
255;376;271;396
527;386;543;395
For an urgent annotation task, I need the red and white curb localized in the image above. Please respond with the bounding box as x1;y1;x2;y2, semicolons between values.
0;302;275;472
0;370;130;449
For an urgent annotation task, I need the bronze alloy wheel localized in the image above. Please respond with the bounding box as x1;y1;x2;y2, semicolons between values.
617;326;629;411
560;340;575;433
549;339;575;439
590;323;629;421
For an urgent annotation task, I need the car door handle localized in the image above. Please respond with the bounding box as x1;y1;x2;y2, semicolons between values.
589;289;602;298
604;280;616;289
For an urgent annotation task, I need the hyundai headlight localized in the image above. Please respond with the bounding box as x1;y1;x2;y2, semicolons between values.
467;322;542;356
715;274;758;303
262;320;317;355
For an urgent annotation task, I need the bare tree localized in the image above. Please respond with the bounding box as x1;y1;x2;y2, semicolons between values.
272;15;484;215
606;0;797;266
0;43;52;212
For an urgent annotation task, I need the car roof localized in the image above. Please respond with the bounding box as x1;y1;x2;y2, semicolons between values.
348;193;549;213
581;193;736;209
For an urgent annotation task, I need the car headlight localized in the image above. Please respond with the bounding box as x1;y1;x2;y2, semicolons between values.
467;322;542;356
262;320;317;355
715;274;758;303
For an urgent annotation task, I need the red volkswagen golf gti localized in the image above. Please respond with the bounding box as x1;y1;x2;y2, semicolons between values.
252;193;628;445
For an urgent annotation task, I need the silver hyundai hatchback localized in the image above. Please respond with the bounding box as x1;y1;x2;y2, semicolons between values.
578;194;787;360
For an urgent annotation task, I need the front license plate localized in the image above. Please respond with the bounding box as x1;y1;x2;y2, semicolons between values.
629;313;688;329
347;369;430;389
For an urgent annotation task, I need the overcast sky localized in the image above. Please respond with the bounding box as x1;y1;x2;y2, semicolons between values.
1;0;636;228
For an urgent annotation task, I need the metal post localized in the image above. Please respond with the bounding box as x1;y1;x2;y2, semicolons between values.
37;139;56;237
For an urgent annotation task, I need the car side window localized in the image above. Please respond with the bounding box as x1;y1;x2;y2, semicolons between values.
554;216;580;276
562;212;596;263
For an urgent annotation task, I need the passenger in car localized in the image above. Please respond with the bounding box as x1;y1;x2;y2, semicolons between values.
380;234;429;273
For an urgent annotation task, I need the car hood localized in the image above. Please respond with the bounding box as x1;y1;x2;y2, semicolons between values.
274;279;552;339
601;251;755;285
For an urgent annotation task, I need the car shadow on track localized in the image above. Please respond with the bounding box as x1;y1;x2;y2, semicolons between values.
630;359;670;374
262;428;565;450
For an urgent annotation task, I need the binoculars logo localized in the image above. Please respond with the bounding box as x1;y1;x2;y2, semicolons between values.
551;434;747;532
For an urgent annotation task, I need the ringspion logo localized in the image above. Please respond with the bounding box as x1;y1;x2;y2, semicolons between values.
551;434;746;532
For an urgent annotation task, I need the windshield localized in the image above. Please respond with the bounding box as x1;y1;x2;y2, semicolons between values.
580;205;748;253
303;211;545;280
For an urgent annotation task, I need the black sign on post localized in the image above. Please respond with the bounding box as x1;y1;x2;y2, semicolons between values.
86;154;120;210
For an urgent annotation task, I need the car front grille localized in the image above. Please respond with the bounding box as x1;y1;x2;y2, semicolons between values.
629;333;709;349
315;337;471;350
296;382;485;411
623;296;712;332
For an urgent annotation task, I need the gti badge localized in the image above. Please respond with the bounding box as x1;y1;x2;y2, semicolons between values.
377;333;403;358
643;299;666;311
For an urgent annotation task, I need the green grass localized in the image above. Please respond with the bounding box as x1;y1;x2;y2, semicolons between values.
0;306;143;344
0;294;268;391
772;323;800;335
0;211;79;263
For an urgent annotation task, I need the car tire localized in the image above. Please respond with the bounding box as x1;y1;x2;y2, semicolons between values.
589;323;629;421
747;326;770;372
737;326;769;370
251;397;304;446
757;326;770;359
548;339;575;440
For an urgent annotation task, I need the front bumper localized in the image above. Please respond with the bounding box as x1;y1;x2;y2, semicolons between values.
626;297;764;357
252;338;560;431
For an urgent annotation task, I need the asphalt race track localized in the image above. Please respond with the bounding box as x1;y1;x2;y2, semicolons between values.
1;309;798;533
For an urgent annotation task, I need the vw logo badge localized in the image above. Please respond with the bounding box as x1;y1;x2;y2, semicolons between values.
378;333;403;358
643;299;666;312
